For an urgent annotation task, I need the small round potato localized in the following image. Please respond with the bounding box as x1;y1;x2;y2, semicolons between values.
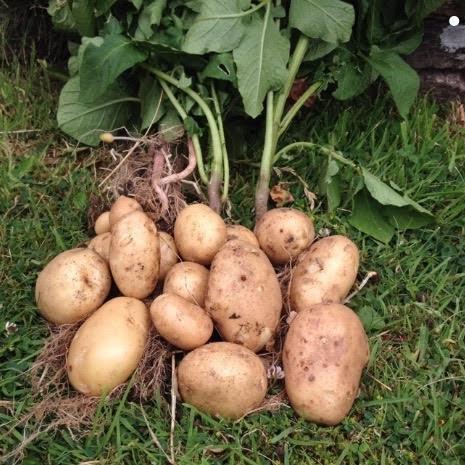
94;211;111;235
88;232;111;262
159;232;179;280
226;224;259;247
177;342;268;419
174;204;226;265
150;294;213;350
67;297;150;396
163;262;209;307
254;208;315;265
35;248;111;324
109;195;143;228
283;303;369;425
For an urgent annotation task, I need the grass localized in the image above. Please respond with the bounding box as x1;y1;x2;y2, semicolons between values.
1;52;465;464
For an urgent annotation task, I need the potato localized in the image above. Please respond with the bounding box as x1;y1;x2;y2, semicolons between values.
290;235;359;312
94;211;111;235
283;303;369;425
226;224;259;247
35;248;111;324
150;294;213;350
88;232;111;262
177;342;267;419
174;204;226;265
163;262;209;307
159;232;179;280
110;210;160;299
205;240;282;352
67;297;150;396
109;195;143;228
254;208;315;265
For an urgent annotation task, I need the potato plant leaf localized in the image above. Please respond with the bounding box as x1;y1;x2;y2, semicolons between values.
199;53;237;84
304;39;337;61
139;76;165;130
332;61;372;100
135;0;167;40
319;159;341;211
71;0;96;37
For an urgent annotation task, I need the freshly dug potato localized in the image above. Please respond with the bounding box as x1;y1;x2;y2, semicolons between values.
159;232;179;280
67;297;150;396
35;248;111;324
88;232;111;261
254;208;315;265
226;224;259;247
174;204;226;265
110;210;160;299
109;195;143;228
163;262;209;307
150;294;213;350
205;240;282;352
283;303;369;425
177;342;267;419
290;235;359;312
94;211;111;235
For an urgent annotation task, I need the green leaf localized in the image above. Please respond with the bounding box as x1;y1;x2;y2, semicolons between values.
159;108;185;142
332;61;372;100
358;306;385;331
95;0;118;16
233;11;290;118
57;77;136;146
139;76;165;130
383;30;423;55
135;0;167;40
405;0;443;22
304;40;337;61
68;37;104;76
184;116;202;136
71;0;96;37
101;15;124;36
130;0;144;9
366;50;420;118
183;0;247;54
80;34;147;102
47;0;77;32
319;159;341;211
199;53;237;84
384;206;433;230
289;0;355;44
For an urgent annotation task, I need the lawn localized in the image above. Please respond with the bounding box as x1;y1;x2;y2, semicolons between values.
1;46;465;464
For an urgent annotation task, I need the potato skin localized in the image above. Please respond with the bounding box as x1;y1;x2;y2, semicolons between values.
177;342;267;419
94;211;111;235
67;297;150;396
290;235;359;312
226;224;259;247
163;262;209;307
283;303;369;425
150;294;213;350
109;195;143;228
254;208;315;265
110;211;160;299
205;240;282;352
35;248;111;324
159;232;179;280
88;232;111;262
174;204;226;265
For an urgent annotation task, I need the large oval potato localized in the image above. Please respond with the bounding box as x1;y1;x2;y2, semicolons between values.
150;294;213;350
254;208;315;265
283;303;369;425
290;235;359;312
178;342;267;419
205;240;282;352
159;232;179;280
67;297;150;396
174;204;226;265
109;195;143;228
35;248;111;324
163;262;209;307
226;224;259;247
110;210;160;299
88;232;111;262
94;211;111;235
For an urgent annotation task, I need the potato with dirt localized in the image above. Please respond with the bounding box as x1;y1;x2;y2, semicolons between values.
88;232;111;261
35;248;111;324
158;232;179;280
177;342;267;419
205;240;282;352
290;235;359;312
226;224;259;247
109;195;143;228
283;303;369;425
94;211;111;234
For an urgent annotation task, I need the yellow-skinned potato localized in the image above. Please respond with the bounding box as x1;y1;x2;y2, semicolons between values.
35;248;111;324
254;208;315;265
159;232;179;280
150;294;213;350
177;342;267;419
94;211;111;235
226;224;259;247
163;262;209;307
283;303;369;425
109;195;143;228
174;204;226;265
205;240;282;352
88;232;111;262
110;210;160;299
67;297;150;396
290;235;359;312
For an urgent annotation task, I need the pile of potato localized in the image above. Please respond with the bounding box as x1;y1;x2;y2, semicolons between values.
35;196;369;425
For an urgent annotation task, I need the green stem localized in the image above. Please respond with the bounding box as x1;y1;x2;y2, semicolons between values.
199;0;268;20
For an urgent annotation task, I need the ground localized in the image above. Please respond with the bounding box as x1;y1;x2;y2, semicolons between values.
1;46;465;465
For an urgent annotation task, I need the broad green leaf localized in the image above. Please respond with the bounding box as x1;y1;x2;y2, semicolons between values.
358;306;385;331
68;37;104;76
383;30;423;55
48;0;76;32
366;50;419;118
101;15;124;35
304;40;337;61
159;108;185;142
319;159;341;211
384;206;433;230
183;0;247;54
139;76;165;130
199;53;237;84
233;11;290;118
80;34;147;102
57;77;136;146
289;0;355;44
71;0;96;37
95;0;118;16
135;0;167;40
130;0;144;9
332;62;372;100
184;116;202;136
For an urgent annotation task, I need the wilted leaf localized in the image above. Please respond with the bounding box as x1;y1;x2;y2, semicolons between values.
270;184;294;207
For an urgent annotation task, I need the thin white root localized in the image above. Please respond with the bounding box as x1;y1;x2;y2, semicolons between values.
344;271;378;304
